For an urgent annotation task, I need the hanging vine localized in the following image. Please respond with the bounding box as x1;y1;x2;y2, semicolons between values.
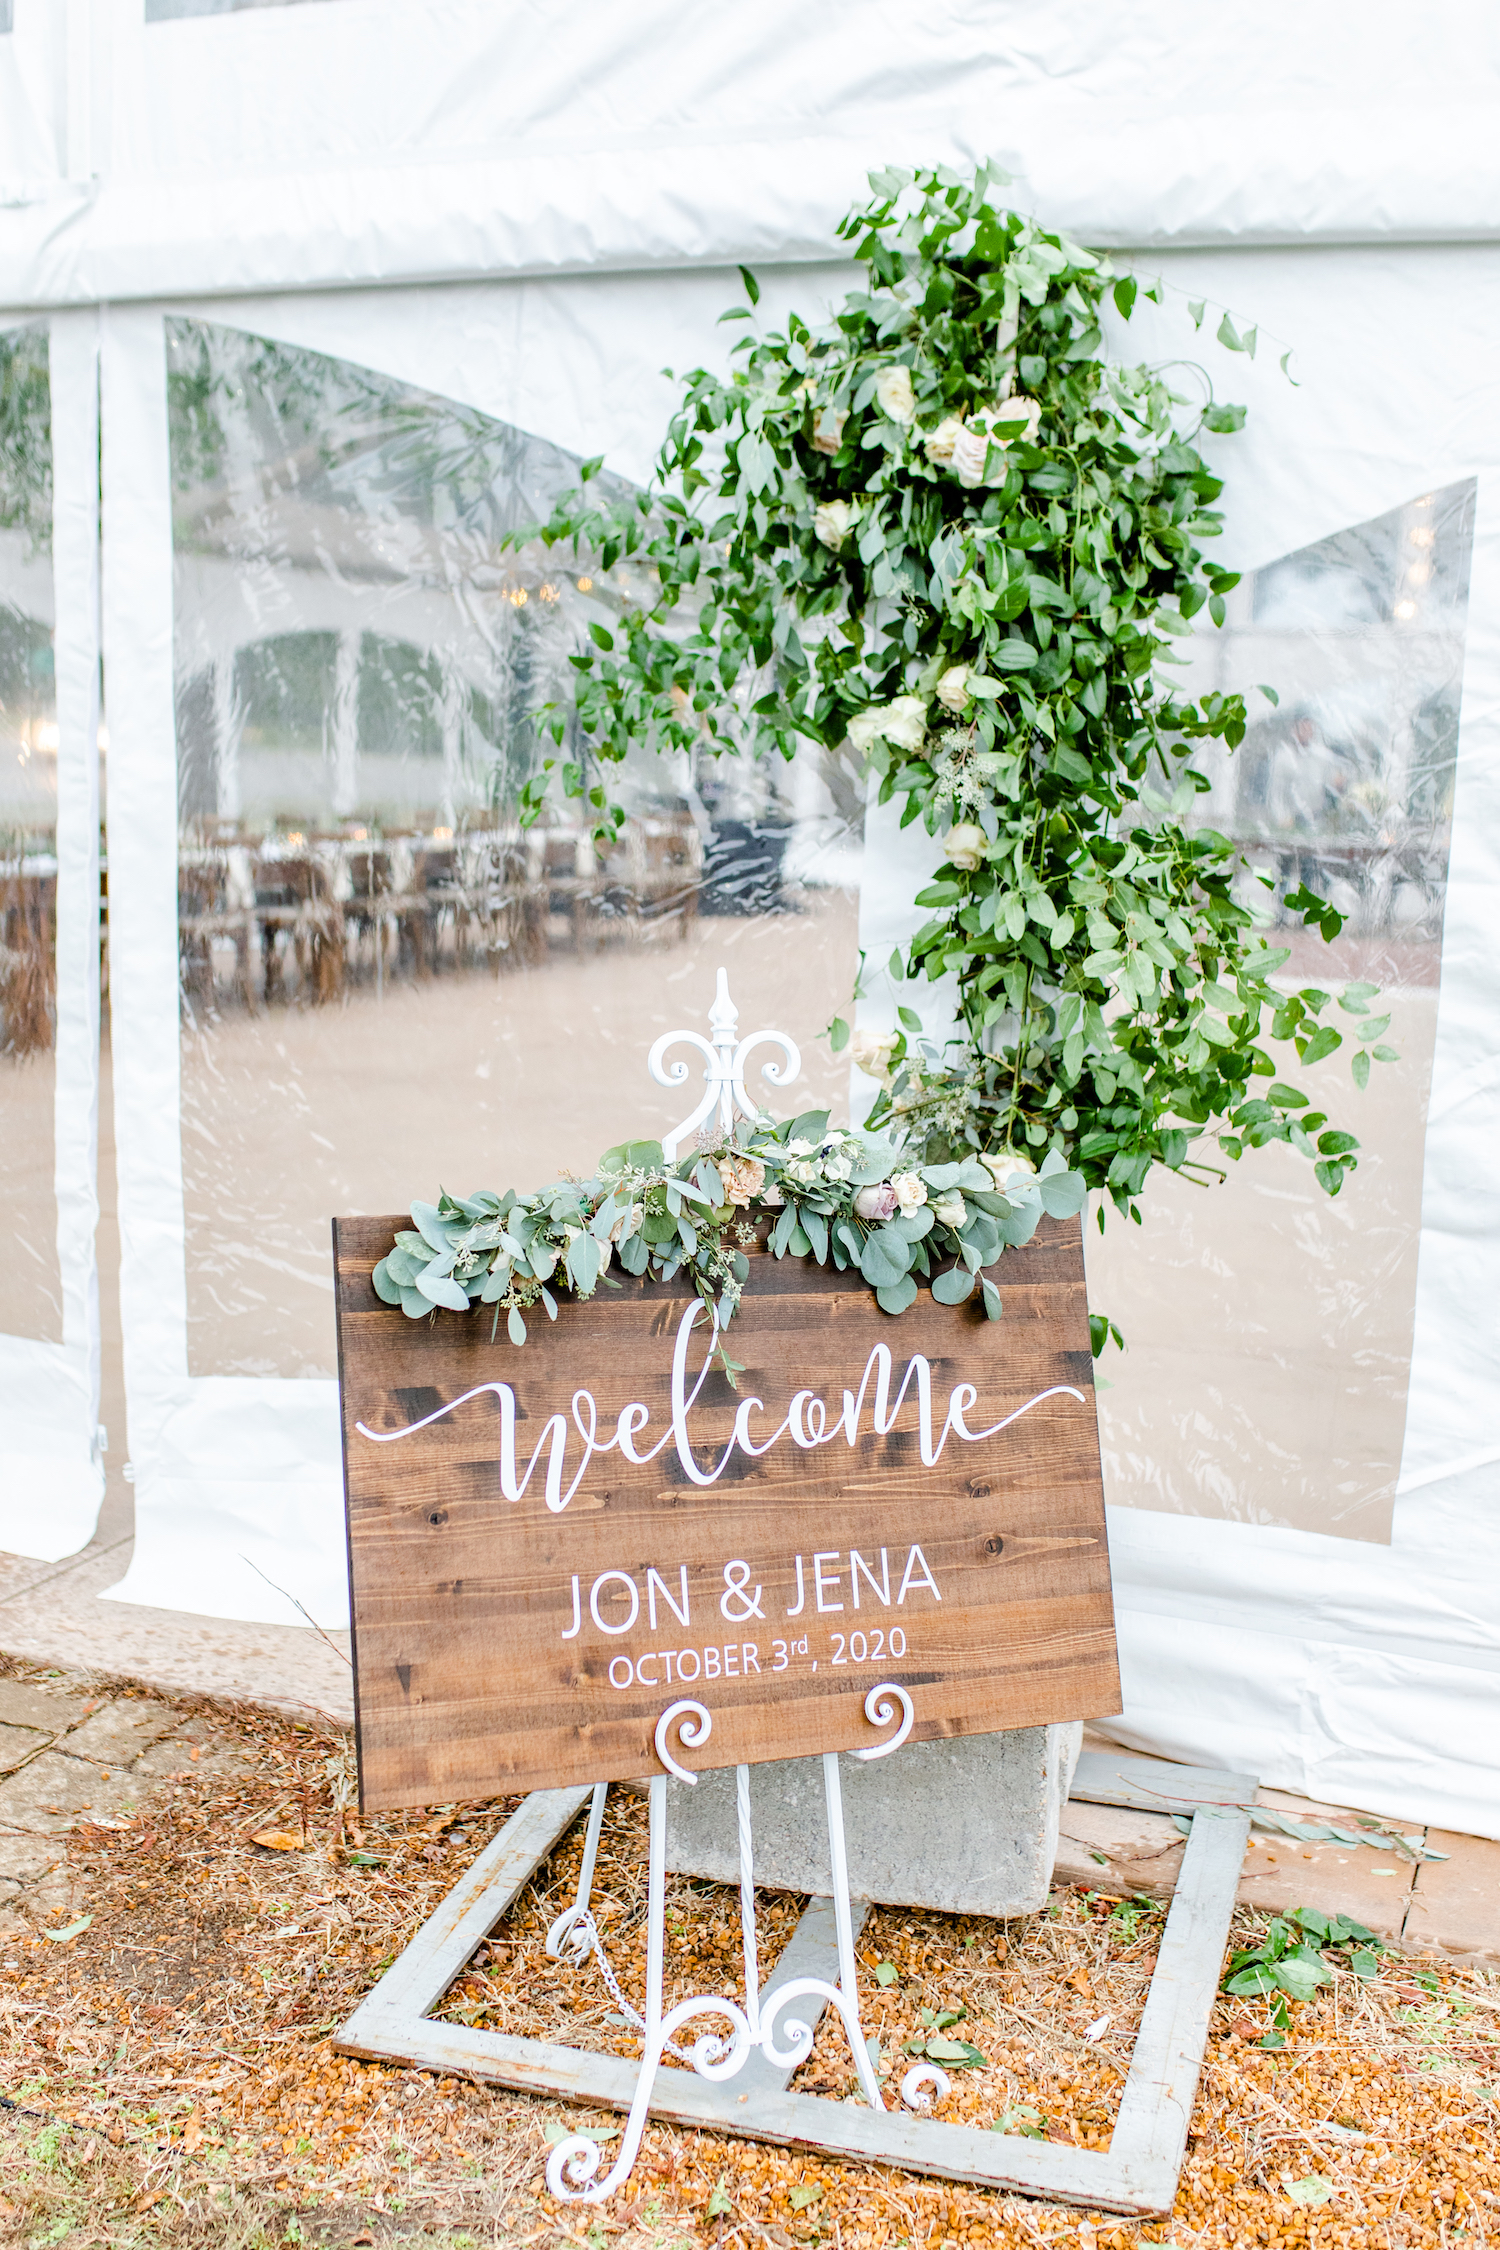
512;161;1388;1225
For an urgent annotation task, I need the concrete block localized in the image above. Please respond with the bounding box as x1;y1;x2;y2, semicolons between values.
665;1724;1082;1916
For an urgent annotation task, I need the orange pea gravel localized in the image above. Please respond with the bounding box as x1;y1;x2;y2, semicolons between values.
0;1680;1494;2248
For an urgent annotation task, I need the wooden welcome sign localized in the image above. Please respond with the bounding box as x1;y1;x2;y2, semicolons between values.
334;1213;1119;1813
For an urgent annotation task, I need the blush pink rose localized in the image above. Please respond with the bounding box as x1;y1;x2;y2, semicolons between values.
854;1182;898;1222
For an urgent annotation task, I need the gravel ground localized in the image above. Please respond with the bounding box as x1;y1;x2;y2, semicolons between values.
0;1663;1496;2249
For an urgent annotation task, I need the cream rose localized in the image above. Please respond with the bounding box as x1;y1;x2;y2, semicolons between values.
980;1151;1037;1193
936;664;972;713
813;498;855;551
930;1190;967;1228
923;415;965;465
811;406;848;455
719;1153;766;1208
875;365;916;424
891;1172;928;1215
849;1027;899;1080
944;821;987;871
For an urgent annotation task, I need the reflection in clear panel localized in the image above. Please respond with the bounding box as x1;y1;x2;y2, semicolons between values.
0;324;60;1344
167;321;863;1380
1092;483;1475;1544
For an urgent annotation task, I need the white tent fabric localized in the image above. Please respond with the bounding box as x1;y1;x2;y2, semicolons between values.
0;1;1497;1836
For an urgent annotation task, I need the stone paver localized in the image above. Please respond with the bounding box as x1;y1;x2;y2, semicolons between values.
60;1700;179;1768
0;1676;260;1935
0;1723;54;1775
0;1747;144;1835
0;1680;89;1733
1402;1828;1500;1963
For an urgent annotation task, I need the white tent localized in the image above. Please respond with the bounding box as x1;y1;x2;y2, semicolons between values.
2;0;1497;1838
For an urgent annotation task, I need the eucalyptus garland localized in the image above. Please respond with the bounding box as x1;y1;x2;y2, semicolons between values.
514;161;1388;1221
373;1112;1087;1372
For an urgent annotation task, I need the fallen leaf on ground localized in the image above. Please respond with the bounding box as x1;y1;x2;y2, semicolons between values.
42;1915;92;1944
250;1830;305;1852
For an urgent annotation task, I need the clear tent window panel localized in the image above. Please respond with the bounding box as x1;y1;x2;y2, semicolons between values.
0;323;59;1346
1090;481;1475;1543
166;318;863;1380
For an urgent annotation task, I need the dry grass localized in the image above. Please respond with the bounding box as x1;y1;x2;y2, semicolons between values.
0;1679;1496;2249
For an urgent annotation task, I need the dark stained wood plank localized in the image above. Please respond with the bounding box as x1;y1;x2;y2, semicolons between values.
334;1211;1120;1812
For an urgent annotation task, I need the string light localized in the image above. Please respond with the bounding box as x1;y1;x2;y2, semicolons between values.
540;583;559;602
1394;599;1418;620
576;575;593;592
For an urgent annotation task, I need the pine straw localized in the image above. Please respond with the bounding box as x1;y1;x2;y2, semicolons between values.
0;1684;1496;2249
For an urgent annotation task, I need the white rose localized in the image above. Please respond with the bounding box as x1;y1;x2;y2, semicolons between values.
923;415;965;465
980;1151;1037;1193
936;664;972;713
891;1172;928;1214
879;695;927;751
785;1138;817;1157
944;821;987;871
823;1156;853;1183
992;391;1042;444
847;695;927;757
875;365;916;424
951;423;996;489
849;1028;898;1080
931;1191;967;1228
814;499;855;552
811;406;848;455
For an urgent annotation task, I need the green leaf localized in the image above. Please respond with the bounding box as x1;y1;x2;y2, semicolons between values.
897;1005;923;1032
1295;1030;1340;1071
1349;1949;1381;1978
706;2176;734;2219
1287;2179;1333;2207
925;2034;988;2066
874;1960;899;1987
1112;275;1138;320
507;1307;527;1346
1272;1954;1330;2001
42;1914;91;1944
876;1276;919;1315
416;1268;470;1312
1351;1049;1370;1090
931;1265;976;1305
371;1257;402;1306
861;1229;912;1290
588;622;615;651
788;2185;821;2211
1217;311;1244;352
829;1015;850;1053
1038;1170;1087;1219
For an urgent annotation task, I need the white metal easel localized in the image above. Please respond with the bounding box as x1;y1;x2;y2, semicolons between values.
335;971;1253;2218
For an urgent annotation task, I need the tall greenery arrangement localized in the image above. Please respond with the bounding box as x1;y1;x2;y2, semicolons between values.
515;163;1387;1225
